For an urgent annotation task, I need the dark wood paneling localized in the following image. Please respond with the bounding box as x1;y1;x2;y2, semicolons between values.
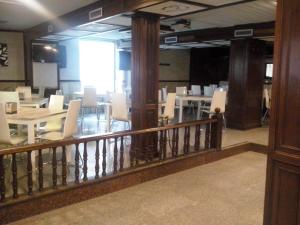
264;0;300;224
189;47;229;86
131;13;160;130
227;39;266;130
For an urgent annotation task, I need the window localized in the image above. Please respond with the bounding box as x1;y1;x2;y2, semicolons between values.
79;40;115;93
266;63;273;78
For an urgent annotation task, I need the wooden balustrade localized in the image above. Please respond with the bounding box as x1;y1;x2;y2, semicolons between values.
0;111;222;204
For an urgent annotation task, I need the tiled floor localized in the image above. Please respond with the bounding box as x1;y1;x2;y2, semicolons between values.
8;151;267;225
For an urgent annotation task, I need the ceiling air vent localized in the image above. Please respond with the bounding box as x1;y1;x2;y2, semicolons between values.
89;8;103;21
234;29;253;38
165;36;178;44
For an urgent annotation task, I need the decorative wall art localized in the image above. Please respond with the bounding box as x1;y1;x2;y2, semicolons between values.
0;43;8;67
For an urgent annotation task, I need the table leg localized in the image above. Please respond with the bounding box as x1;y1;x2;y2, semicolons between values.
106;104;110;131
27;123;36;181
197;101;201;120
179;99;183;123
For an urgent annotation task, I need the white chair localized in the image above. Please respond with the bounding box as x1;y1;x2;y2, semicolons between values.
191;85;201;96
39;95;64;133
110;93;130;130
16;86;32;99
81;87;100;120
200;91;227;127
262;89;271;123
162;87;168;102
39;100;81;141
160;93;176;125
204;86;214;96
39;100;81;163
0;103;26;147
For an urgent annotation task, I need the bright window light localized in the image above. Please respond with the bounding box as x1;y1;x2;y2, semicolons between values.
79;40;115;94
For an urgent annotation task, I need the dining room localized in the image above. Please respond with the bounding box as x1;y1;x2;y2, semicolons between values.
0;0;279;224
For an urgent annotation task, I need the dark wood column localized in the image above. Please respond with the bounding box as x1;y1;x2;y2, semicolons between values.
131;13;160;130
227;38;266;130
263;0;300;224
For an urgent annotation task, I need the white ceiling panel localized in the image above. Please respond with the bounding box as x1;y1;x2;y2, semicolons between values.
75;23;121;33
0;0;98;30
58;29;96;37
90;30;131;41
188;0;245;6
100;15;131;27
139;1;207;16
162;0;275;30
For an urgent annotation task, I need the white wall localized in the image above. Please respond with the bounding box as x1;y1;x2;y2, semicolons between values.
0;32;25;90
33;62;58;88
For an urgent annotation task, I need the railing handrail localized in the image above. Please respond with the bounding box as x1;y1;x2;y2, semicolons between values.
0;118;217;156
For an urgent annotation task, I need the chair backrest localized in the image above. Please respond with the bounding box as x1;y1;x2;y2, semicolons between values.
158;90;162;102
191;85;201;96
0;91;20;109
210;91;227;113
82;87;97;107
49;95;64;111
164;93;176;120
38;86;45;98
162;87;168;101
16;86;32;99
204;86;214;96
0;103;12;144
63;100;81;139
264;89;270;109
111;93;128;121
55;89;63;95
176;86;187;96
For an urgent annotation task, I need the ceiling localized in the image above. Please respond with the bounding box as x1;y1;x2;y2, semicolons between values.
0;0;98;30
29;0;276;49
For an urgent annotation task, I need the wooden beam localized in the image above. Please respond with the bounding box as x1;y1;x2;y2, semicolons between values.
161;21;275;44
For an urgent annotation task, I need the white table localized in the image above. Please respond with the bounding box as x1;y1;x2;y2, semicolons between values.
20;97;48;108
7;108;67;179
7;108;67;144
176;95;212;122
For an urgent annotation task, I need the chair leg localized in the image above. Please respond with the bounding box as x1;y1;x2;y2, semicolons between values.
222;114;227;129
262;109;269;123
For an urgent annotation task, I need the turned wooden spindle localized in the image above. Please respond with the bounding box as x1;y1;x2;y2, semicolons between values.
205;123;211;149
113;137;118;174
62;146;67;186
27;151;33;195
0;155;5;202
162;130;167;160
38;149;43;191
83;142;88;181
129;136;134;167
172;128;177;157
194;125;201;151
120;136;124;171
52;147;57;189
210;108;223;151
75;144;80;184
95;140;100;179
102;139;107;176
183;127;190;154
159;131;164;160
12;153;18;198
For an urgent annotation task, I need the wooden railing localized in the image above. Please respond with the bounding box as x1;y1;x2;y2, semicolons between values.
0;111;223;204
